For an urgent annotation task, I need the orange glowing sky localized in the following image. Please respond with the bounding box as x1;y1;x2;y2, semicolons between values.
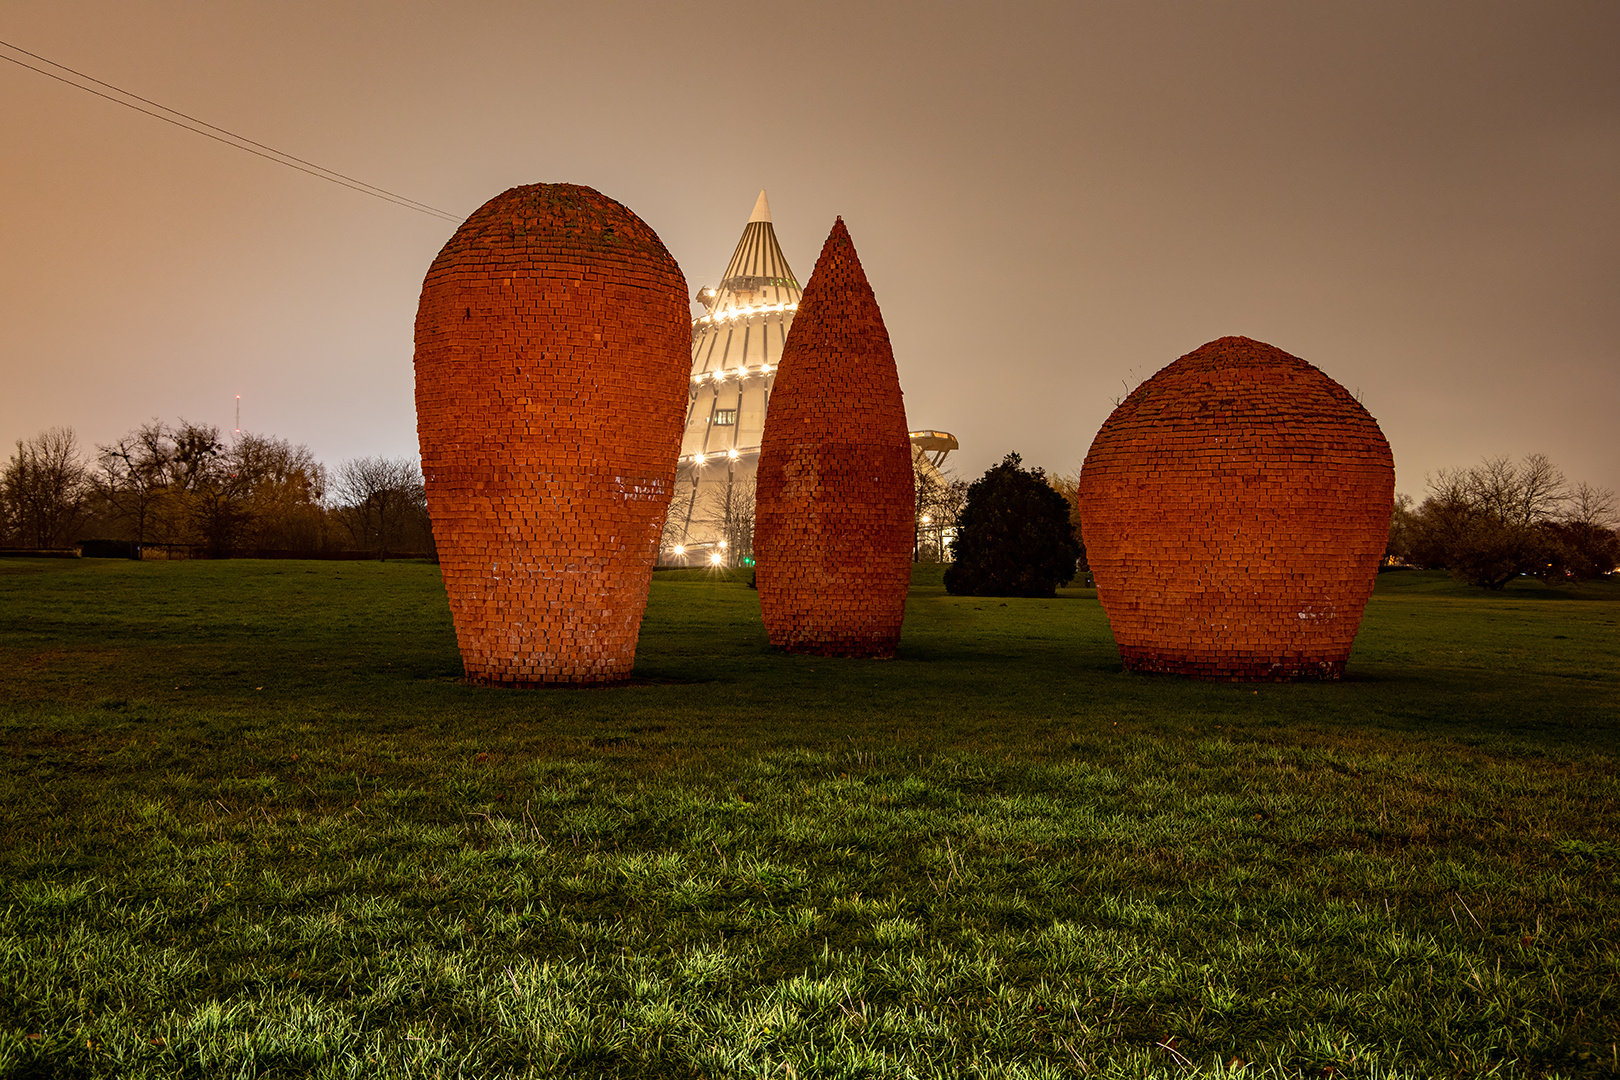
2;1;1616;498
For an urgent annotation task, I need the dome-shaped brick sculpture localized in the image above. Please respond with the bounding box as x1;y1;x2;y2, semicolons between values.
414;183;689;685
1078;336;1394;680
754;218;915;657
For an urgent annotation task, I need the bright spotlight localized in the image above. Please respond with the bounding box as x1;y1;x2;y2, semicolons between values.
709;552;725;566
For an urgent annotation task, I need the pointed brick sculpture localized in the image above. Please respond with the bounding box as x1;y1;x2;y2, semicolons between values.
1078;336;1394;680
414;183;689;685
754;218;915;657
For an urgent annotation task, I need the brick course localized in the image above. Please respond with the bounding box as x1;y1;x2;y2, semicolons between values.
1078;336;1394;680
754;219;915;657
413;183;689;685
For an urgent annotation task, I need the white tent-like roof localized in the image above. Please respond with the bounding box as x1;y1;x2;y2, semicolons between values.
664;190;801;562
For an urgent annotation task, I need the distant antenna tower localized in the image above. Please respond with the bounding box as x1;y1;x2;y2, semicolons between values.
235;394;241;437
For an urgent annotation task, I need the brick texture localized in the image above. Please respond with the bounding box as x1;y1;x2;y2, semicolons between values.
754;218;915;657
1078;336;1394;680
413;183;689;685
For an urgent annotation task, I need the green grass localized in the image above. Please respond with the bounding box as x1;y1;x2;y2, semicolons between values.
1;559;1617;1078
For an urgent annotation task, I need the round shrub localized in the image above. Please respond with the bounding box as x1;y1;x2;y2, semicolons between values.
944;453;1080;597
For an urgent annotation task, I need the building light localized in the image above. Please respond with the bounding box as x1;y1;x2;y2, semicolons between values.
693;453;707;465
709;552;725;566
689;299;800;330
673;545;686;556
727;447;741;461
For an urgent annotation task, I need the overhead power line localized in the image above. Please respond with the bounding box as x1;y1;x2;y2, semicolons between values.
0;38;465;224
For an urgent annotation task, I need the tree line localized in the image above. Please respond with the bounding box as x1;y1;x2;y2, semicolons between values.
1387;453;1618;588
10;418;1614;591
942;450;1617;598
0;422;434;558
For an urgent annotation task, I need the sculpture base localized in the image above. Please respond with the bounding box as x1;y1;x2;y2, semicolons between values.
770;635;899;660
464;672;632;689
1118;646;1348;682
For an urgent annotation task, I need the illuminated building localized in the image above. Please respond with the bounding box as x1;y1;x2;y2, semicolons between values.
662;191;798;564
664;192;958;565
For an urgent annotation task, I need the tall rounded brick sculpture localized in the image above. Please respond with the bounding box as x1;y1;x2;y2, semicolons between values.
414;183;689;685
754;218;915;657
1078;336;1394;680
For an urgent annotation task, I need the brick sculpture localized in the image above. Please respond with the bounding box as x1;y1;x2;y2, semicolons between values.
754;218;915;657
414;183;689;685
1078;336;1394;680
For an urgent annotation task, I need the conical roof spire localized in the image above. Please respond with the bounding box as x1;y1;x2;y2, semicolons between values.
686;193;802;376
703;200;799;315
749;189;772;223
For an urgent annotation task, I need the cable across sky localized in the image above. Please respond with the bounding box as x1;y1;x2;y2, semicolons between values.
0;38;465;224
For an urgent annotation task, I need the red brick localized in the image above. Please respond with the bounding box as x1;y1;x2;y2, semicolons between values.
754;219;914;657
1078;336;1394;681
414;183;689;685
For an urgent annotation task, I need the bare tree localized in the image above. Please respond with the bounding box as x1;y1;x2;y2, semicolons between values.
1386;492;1416;564
331;456;429;558
1044;472;1089;574
1566;482;1618;529
95;421;177;546
914;459;966;564
230;433;328;551
156;421;257;558
92;419;228;550
1395;453;1618;588
2;427;89;548
96;421;328;555
1545;480;1620;580
698;472;756;564
1452;453;1567;528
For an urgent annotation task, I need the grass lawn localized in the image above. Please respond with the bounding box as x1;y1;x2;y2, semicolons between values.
1;558;1617;1078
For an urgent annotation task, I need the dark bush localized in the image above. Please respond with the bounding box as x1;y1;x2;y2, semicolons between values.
78;538;138;559
944;452;1080;597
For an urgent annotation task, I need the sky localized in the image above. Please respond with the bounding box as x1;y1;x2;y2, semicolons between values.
3;1;1617;502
